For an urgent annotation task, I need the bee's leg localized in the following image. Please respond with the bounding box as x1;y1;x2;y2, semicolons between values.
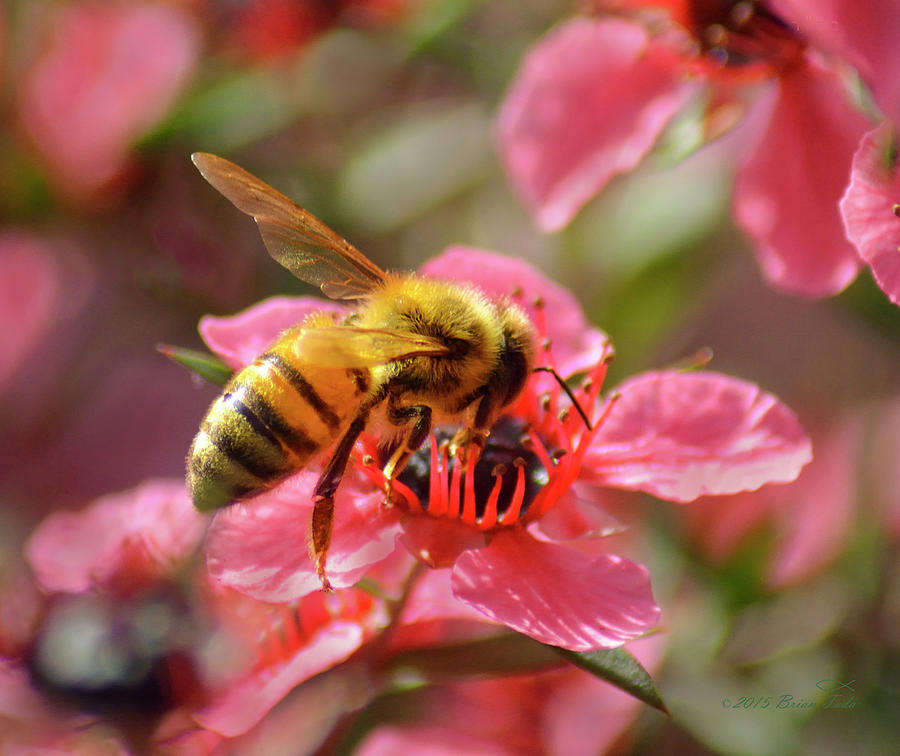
450;391;493;461
382;403;432;499
310;413;367;591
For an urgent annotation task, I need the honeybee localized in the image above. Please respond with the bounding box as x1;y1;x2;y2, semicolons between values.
187;153;536;590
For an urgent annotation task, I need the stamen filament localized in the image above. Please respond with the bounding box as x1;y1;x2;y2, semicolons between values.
427;434;445;516
478;468;504;530
500;461;526;523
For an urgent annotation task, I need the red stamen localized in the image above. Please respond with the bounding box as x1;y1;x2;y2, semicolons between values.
461;449;478;524
478;466;504;530
427;434;445;516
500;460;527;523
528;429;555;472
447;454;462;519
391;478;422;513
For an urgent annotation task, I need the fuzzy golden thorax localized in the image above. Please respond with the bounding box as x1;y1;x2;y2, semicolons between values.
356;274;535;421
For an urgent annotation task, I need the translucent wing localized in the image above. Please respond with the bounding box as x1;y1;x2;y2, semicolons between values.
293;326;451;368
192;152;386;300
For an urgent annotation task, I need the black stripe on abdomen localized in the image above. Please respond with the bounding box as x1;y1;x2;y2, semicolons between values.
204;399;289;483
237;385;320;459
261;352;341;430
225;391;281;448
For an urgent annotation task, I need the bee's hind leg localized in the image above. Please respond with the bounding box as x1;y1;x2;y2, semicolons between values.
310;413;367;591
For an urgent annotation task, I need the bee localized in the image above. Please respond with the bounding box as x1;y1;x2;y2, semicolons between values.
187;153;536;590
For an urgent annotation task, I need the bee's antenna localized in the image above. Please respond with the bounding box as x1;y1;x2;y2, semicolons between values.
534;366;593;431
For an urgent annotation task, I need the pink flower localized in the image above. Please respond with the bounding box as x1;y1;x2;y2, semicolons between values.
24;478;387;744
496;3;874;299
26;479;207;596
17;2;199;202
200;247;811;651
189;584;384;738
839;123;900;307
355;633;667;756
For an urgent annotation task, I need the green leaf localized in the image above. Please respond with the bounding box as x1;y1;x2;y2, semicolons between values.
386;632;563;684
158;343;233;386
555;645;669;715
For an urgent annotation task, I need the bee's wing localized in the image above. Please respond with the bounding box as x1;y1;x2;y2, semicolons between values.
294;326;451;368
192;152;386;300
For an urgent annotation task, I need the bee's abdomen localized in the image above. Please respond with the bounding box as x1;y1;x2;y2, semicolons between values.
188;345;360;512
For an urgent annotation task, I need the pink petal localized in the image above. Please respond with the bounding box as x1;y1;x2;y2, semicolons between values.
733;57;870;296
451;530;659;650
526;492;627;543
25;479;205;594
398;568;492;626
839;123;900;306
585;371;812;502
205;469;403;601
0;233;60;395
495;17;694;231
199;296;346;369
766;417;860;589
771;0;900;126
18;3;199;197
192;623;363;737
399;516;488;570
420;246;609;376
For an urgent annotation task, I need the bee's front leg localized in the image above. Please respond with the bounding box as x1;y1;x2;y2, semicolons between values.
310;414;367;591
449;391;493;463
382;403;432;503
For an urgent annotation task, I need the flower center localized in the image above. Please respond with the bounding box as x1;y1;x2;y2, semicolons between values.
396;417;550;525
683;0;805;73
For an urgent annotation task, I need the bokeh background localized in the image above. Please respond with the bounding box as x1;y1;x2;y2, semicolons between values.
1;0;899;753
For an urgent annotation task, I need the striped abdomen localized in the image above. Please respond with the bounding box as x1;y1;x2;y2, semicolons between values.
188;328;368;511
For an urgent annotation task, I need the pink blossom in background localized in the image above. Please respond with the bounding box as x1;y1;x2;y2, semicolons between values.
494;18;695;232
188;585;384;738
496;3;879;300
840;123;900;307
25;479;207;596
199;247;811;651
0;233;60;396
17;2;199;201
683;416;860;589
356;633;667;756
21;478;389;747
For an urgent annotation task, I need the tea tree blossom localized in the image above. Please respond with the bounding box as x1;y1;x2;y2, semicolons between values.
17;2;199;201
840;123;900;306
24;479;387;746
496;2;880;299
200;246;811;651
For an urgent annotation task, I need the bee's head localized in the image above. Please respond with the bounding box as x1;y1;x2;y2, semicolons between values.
494;303;536;410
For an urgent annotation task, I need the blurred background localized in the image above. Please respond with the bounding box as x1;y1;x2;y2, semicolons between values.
1;0;899;753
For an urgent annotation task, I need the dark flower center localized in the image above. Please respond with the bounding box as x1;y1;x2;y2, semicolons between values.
684;1;804;70
397;416;549;522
